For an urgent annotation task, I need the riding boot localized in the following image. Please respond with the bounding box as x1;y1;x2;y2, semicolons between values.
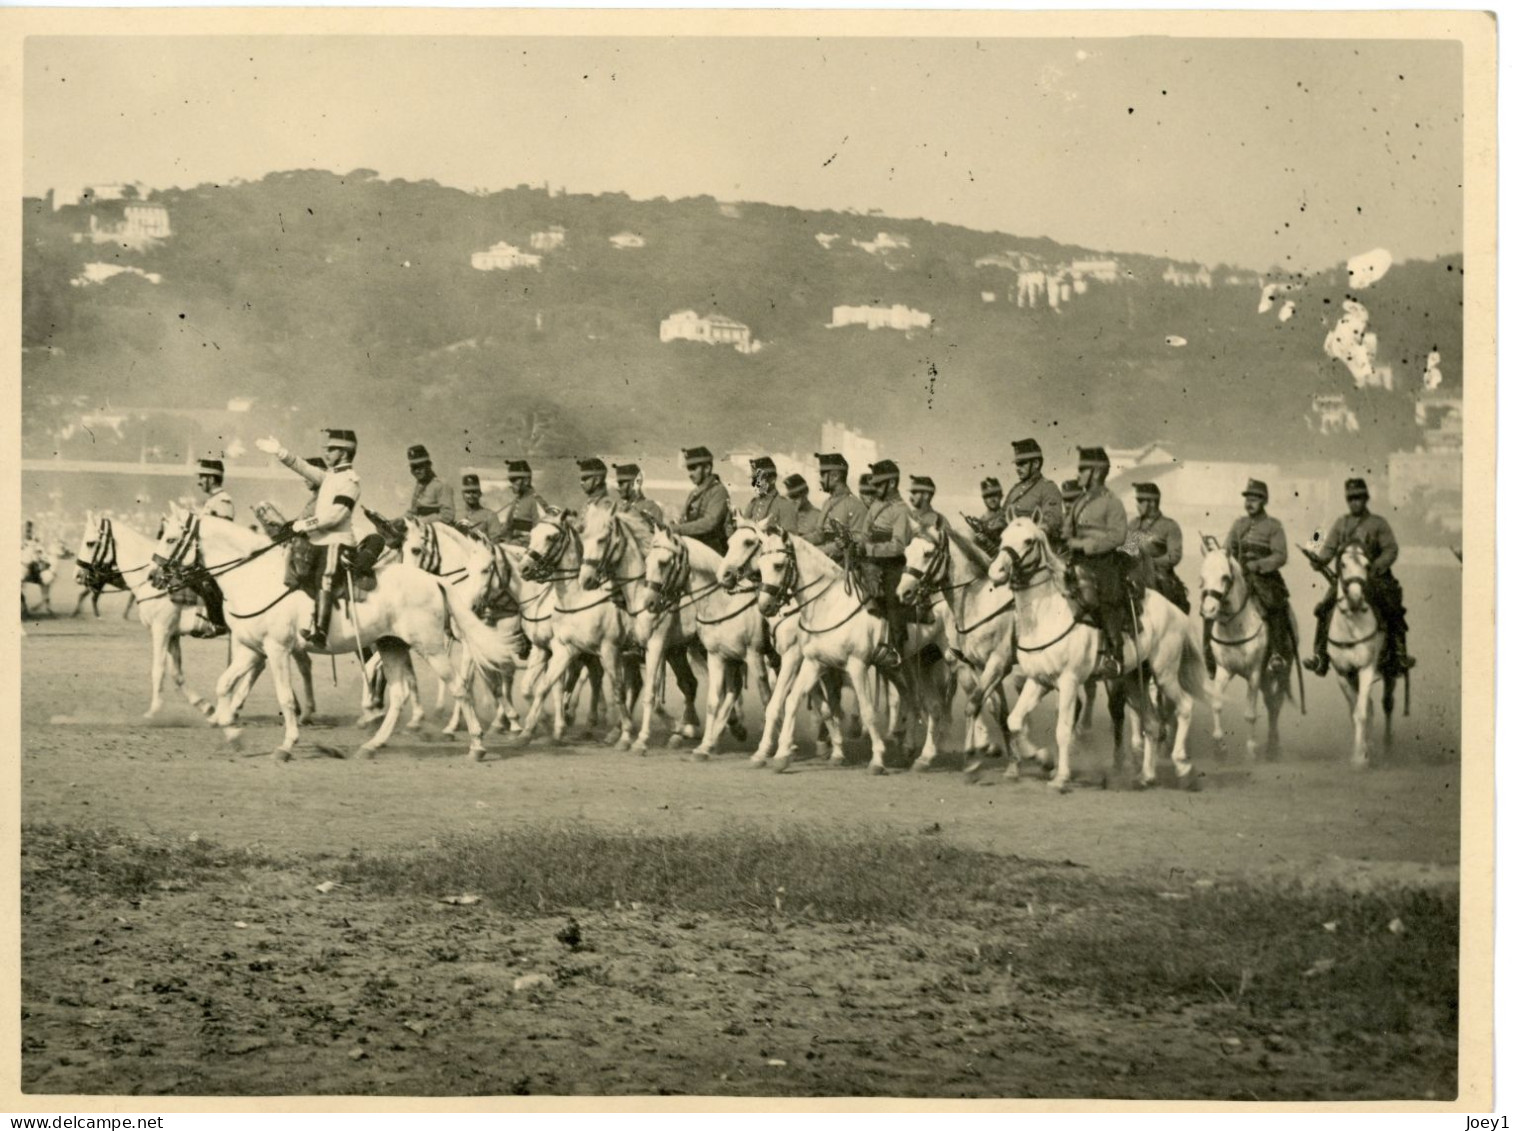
1265;609;1290;672
188;585;230;639
1303;606;1332;676
303;589;335;648
1092;606;1125;681
1393;630;1416;673
1202;619;1218;679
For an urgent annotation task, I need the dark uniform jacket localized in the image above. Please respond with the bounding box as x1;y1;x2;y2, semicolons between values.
743;490;798;532
459;504;504;541
1002;475;1064;538
1065;488;1129;557
500;488;550;546
1315;512;1398;574
616;496;665;526
792;499;824;543
408;477;455;525
674;476;730;554
815;486;869;561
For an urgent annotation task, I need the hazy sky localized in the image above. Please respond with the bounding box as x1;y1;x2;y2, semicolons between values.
24;35;1463;271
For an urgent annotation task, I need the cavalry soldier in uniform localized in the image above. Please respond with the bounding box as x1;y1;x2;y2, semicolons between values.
1223;479;1295;675
256;428;361;649
189;456;234;637
1064;447;1133;680
672;446;730;555
1053;479;1085;555
577;457;611;507
1130;482;1189;613
858;471;878;505
783;474;824;542
863;459;915;668
406;445;454;526
500;460;550;547
742;456;798;531
811;452;868;563
1304;477;1415;676
1003;438;1064;540
967;477;1008;556
615;463;665;525
907;475;944;533
458;473;503;541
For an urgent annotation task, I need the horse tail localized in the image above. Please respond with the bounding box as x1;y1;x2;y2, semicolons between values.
433;576;518;672
1177;632;1212;702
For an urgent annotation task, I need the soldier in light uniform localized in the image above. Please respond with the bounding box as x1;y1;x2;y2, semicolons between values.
783;474;824;542
500;460;551;547
615;464;665;526
863;459;915;668
672;446;730;556
1002;438;1064;541
406;445;454;526
189;457;234;637
906;475;944;533
807;453;868;563
458;473;503;541
1130;482;1189;613
1063;447;1133;680
1223;479;1295;674
966;477;1008;556
1054;479;1084;555
256;428;361;649
577;458;611;508
742;456;798;532
1304;477;1415;675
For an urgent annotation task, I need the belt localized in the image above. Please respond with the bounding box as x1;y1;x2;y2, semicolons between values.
872;556;907;567
414;506;440;516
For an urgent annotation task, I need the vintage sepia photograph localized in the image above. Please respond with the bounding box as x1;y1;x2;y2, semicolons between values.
9;11;1496;1107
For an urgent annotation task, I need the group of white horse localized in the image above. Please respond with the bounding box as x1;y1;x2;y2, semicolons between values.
64;499;1402;785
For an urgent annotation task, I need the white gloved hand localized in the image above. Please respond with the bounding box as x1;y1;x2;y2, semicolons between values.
254;437;283;456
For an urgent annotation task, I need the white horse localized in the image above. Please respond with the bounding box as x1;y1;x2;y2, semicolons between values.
644;525;772;758
75;510;303;721
748;523;953;774
1318;544;1400;767
507;507;641;749
899;522;1017;770
151;505;487;760
987;517;1209;791
1198;538;1295;761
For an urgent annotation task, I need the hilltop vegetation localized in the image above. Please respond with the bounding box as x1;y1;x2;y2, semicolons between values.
22;170;1461;468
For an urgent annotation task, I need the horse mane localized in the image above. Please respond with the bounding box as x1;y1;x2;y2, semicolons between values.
613;509;654;556
942;526;992;572
784;528;842;577
681;536;725;576
198;513;269;553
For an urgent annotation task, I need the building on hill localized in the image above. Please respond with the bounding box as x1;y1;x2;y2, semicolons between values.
815;233;841;249
71;263;163;287
471;242;542;271
74;201;172;249
850;232;911;256
827;303;932;333
1163;263;1214;288
609;231;646;250
660;310;754;352
1070;259;1120;284
820;421;879;473
1414;395;1462;449
1307;394;1360;434
529;226;566;252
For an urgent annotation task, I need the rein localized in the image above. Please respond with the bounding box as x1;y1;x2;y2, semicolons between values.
995;542;1090;654
759;535;860;635
1329;550;1383;648
908;533;1012;636
1203;561;1264;647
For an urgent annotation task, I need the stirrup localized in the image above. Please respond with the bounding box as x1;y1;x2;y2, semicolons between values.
872;644;903;671
302;626;327;647
1304;654;1329;677
1092;653;1121;680
189;621;228;640
1267;653;1289;673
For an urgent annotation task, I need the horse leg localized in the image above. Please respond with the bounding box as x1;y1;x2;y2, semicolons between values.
144;621;171;718
1339;668;1368;768
1243;667;1263;762
773;656;824;774
291;649;317;724
1107;677;1127;772
633;632;667;754
750;647;797;763
1209;668;1232;757
213;641;264;742
667;646;702;741
1265;679;1284;761
817;668;847;764
264;643;303;759
441;656;470;736
356;641;414;759
423;644;487;760
1051;673;1081;793
1153;665;1196;785
522;641;576;748
599;638;633;750
1382;675;1396;756
1004;677;1050;779
694;650;732;759
169;632;214;719
356;651;387;727
1080;676;1098;731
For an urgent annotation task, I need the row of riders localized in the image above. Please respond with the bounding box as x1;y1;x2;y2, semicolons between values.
72;429;1418;779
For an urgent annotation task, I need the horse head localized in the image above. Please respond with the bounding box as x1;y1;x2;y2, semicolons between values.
644;527;687;615
149;504;197;590
1198;540;1238;621
400;516;438;574
1336;544;1372;612
753;525;796;617
900;524;948;603
577;500;624;590
989;517;1047;589
521;509;574;582
719;517;766;591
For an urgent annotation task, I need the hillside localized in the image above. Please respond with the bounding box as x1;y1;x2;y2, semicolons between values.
22;170;1462;477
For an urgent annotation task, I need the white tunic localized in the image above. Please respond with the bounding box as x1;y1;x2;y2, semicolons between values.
201;489;235;521
295;464;361;547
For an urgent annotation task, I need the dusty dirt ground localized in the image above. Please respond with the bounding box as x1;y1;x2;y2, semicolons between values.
19;566;1463;1098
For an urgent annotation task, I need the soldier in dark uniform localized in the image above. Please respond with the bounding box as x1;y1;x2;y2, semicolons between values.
1054;478;1084;554
1002;438;1064;541
811;453;868;563
967;477;1008;556
500;460;550;548
1064;447;1133;680
406;445;455;526
783;474;824;542
1224;479;1295;674
672;446;730;556
1130;482;1189;613
615;464;665;526
863;460;915;668
742;457;798;531
1304;477;1415;676
458;473;503;541
857;472;878;505
577;458;611;506
906;475;944;533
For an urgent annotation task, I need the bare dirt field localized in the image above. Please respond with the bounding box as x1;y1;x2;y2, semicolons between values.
19;566;1463;1099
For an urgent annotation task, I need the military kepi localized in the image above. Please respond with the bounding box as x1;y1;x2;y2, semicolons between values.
462;473;481;489
615;463;641;481
683;446;714;466
577;457;608;475
1242;478;1269;500
750;456;778;475
407;444;432;467
1133;482;1161;501
1345;477;1370;498
815;452;849;472
1011;438;1043;460
323;428;358;453
870;459;901;480
782;473;808;495
909;475;936;494
1077;446;1110;469
980;477;1002;495
197;458;225;478
504;459;532;478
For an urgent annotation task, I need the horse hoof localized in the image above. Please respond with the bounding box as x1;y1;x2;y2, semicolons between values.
405;720;424;733
1049;778;1072;794
1003;764;1021;781
680;724;701;740
748;752;767;767
504;732;530;750
1181;770;1202;792
632;740;648;756
224;727;244;749
869;762;886;776
912;758;933;773
615;737;633;752
728;723;749;743
772;754;792;773
1133;777;1155;791
359;746;378;760
469;746;486;763
273;747;293;762
666;734;685;749
829;751;847;766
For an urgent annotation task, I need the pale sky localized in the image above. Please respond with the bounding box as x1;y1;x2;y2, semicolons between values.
24;35;1463;271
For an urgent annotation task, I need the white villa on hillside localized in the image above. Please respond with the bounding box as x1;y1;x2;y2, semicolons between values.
660;310;754;352
828;304;932;332
851;232;911;256
529;226;566;252
471;242;543;271
609;231;646;250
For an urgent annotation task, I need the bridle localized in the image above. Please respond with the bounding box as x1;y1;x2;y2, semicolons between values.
77;518;133;593
581;510;645;590
520;518;577;582
990;535;1053;591
753;531;851;632
721;529;764;592
905;529;1011;635
1201;554;1263;647
1328;547;1381;648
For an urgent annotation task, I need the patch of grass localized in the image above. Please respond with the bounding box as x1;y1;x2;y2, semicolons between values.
22;823;273;902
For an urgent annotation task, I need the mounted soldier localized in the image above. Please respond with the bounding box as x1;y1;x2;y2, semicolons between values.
405;445;454;526
672;446;730;556
188;456;234;637
457;473;503;541
1222;479;1295;675
742;456;798;532
1053;478;1084;555
783;473;824;542
966;476;1008;556
863;459;915;668
576;457;611;510
906;475;944;533
1063;447;1133;680
808;452;868;563
1304;477;1415;676
614;463;664;526
1002;438;1063;540
255;428;361;649
1130;482;1190;613
500;460;550;547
